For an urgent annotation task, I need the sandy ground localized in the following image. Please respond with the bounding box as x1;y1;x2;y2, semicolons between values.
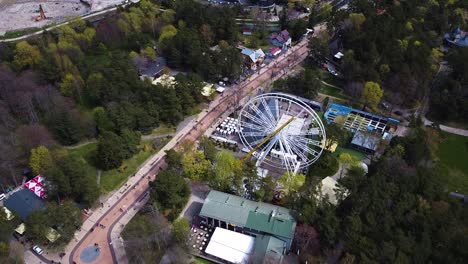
0;0;124;35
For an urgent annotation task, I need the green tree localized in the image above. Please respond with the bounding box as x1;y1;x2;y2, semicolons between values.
200;136;217;161
25;211;49;243
59;73;85;99
92;107;114;133
172;218;189;244
181;151;210;181
13;41;42;69
96;131;124;170
211;152;242;192
279;172;306;195
47;201;81;245
361;81;383;110
86;73;105;105
149;170;190;221
29;146;53;175
120;128;141;159
349;13;366;31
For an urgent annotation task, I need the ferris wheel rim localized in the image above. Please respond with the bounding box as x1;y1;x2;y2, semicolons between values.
237;92;326;172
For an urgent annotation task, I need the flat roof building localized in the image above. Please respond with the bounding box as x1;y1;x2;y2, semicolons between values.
324;103;399;134
4;189;46;221
199;191;296;251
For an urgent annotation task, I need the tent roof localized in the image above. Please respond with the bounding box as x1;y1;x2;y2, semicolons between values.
204;227;255;264
4;189;46;221
1;206;15;221
46;227;61;242
15;223;26;235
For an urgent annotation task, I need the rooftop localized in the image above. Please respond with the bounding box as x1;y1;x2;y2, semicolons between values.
241;48;265;63
4;189;46;221
351;131;380;151
205;227;255;264
251;234;286;264
199;190;296;239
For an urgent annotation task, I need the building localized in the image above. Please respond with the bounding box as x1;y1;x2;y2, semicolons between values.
270;30;291;50
350;131;381;154
444;27;468;48
199;190;296;251
4;189;46;221
241;48;265;70
267;47;281;57
324;103;399;135
139;57;167;81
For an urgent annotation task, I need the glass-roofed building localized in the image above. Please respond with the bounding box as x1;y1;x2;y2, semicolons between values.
324;103;399;134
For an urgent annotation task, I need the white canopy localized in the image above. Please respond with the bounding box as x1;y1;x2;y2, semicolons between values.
205;227;255;264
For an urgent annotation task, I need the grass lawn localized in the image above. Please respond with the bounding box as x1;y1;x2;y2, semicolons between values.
436;132;468;193
67;143;99;179
150;124;176;136
193;257;215;264
100;150;154;193
66;137;169;194
332;147;366;161
319;84;349;100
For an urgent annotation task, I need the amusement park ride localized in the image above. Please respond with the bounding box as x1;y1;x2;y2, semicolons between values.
238;93;326;175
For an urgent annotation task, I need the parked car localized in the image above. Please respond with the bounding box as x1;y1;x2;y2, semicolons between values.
32;245;43;255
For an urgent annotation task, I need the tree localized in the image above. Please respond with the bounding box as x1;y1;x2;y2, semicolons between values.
119;128;141;159
279;172;305;195
338;153;358;179
29;146;53;175
149;170;190;221
59;73;84;100
172;218;189;244
200;136;217;161
349;13;366;31
361;81;383;110
96;131;124;170
165;149;182;170
13;41;42;69
25;211;49;243
181;151;210;181
211;152;242;192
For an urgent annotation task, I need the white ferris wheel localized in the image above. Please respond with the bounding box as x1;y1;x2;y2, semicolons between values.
237;93;326;174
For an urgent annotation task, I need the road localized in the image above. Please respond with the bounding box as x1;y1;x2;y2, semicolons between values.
30;39;309;264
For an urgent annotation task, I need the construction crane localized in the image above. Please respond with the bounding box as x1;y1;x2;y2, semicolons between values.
241;116;296;163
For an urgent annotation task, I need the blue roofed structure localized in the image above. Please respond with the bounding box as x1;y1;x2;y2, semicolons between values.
4;189;46;221
324;103;399;134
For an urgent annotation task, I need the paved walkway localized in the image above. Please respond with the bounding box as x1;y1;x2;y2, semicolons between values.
423;117;468;137
26;39;312;264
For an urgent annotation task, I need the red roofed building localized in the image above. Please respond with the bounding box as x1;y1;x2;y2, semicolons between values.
270;30;292;49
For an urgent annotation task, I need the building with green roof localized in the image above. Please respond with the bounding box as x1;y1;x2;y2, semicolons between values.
199;190;296;251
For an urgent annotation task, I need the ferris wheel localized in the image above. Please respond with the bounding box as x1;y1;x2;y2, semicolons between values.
237;93;326;174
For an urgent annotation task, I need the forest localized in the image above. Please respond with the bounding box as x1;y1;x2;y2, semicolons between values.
0;0;243;253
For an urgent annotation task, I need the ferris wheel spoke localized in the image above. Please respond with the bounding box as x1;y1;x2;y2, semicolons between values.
259;97;278;125
257;136;279;165
240;120;268;133
278;140;295;174
249;103;276;128
243;111;273;130
242;131;270;137
288;135;323;148
284;136;309;163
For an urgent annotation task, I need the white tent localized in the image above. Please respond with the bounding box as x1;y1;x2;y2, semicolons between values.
205;227;255;264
